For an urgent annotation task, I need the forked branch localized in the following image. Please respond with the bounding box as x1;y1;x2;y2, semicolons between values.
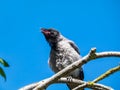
19;48;120;90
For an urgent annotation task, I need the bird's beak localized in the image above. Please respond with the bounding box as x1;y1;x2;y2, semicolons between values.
41;28;50;35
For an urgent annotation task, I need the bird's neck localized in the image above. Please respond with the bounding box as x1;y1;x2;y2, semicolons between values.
50;35;65;50
49;41;59;51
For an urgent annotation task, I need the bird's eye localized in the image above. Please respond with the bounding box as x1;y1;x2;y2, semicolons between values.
51;32;55;35
51;31;57;36
49;30;59;39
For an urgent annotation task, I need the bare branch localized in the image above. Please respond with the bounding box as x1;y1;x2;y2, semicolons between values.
19;79;50;90
70;64;120;90
58;78;112;90
19;82;39;90
19;48;120;90
92;65;120;83
19;77;113;90
72;83;86;90
72;82;113;90
72;79;113;90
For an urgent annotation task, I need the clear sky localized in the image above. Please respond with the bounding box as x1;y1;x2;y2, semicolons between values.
0;0;120;90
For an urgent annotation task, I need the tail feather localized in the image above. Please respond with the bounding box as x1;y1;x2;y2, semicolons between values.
67;68;84;90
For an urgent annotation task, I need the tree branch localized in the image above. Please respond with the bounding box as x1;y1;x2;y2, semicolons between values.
92;65;120;83
19;77;113;90
59;78;113;90
74;65;120;90
19;48;120;90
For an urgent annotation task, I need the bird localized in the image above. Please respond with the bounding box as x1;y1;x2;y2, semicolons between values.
41;28;84;90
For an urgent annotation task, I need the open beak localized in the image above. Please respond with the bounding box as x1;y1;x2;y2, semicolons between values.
41;28;50;35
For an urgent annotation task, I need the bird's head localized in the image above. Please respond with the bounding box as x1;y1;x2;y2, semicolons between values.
41;28;61;46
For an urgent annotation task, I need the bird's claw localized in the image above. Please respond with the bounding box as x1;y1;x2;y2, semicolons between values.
67;76;73;82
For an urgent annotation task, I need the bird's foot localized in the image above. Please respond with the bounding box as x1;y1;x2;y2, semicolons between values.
66;76;73;82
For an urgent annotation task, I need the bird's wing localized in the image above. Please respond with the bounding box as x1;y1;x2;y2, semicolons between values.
68;41;80;55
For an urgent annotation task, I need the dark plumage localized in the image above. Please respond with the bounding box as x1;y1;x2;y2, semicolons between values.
41;28;84;90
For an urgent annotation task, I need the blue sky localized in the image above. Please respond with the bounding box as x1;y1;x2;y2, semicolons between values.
0;0;120;90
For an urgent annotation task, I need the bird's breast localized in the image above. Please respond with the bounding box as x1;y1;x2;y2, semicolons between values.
49;41;80;73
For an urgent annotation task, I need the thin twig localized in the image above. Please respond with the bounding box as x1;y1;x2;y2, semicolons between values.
92;65;120;83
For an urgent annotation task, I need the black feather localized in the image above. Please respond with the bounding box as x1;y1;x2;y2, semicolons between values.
69;41;80;55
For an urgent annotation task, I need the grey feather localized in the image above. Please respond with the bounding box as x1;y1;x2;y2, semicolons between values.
68;41;80;55
42;28;84;90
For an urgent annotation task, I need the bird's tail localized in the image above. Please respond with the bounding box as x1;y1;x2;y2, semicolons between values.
67;68;84;90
